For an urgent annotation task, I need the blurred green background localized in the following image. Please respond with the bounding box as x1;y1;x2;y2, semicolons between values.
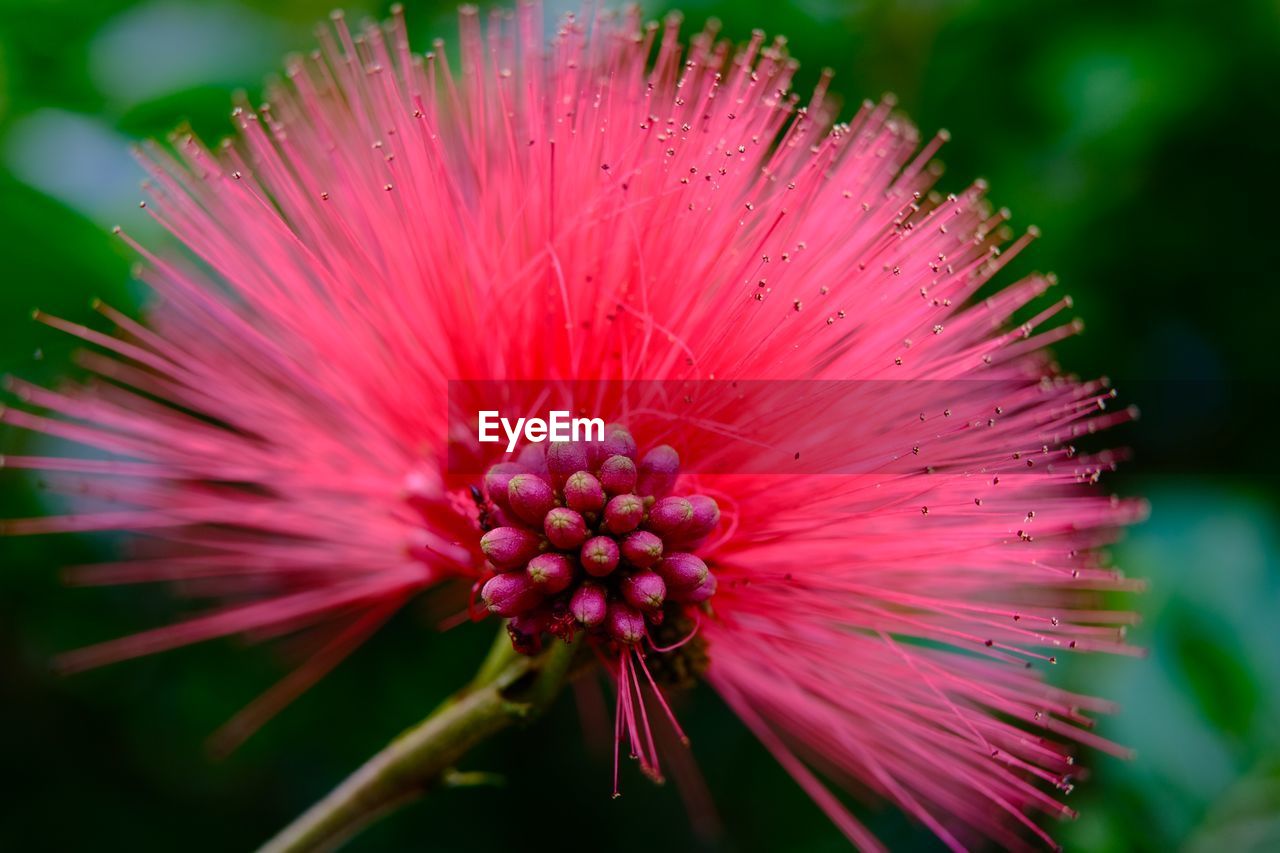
2;0;1278;850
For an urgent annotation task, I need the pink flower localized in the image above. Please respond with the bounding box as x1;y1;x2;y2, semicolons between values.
2;4;1144;848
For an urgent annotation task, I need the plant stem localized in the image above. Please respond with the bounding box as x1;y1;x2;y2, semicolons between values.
258;631;578;853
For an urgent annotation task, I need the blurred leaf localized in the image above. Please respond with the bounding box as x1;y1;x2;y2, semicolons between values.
1162;600;1262;742
1187;760;1280;853
0;38;9;124
0;171;133;384
118;84;254;144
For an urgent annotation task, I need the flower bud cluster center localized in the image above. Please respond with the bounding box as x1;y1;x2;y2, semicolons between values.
477;425;719;654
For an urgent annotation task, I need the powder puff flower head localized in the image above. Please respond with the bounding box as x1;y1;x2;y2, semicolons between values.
2;3;1146;850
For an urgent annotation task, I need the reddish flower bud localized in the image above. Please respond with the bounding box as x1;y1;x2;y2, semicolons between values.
483;462;526;509
686;494;721;537
543;507;588;549
621;530;664;568
646;496;693;537
508;473;555;524
598;454;638;495
479;526;543;569
607;602;646;644
526;552;575;594
563;470;605;513
636;444;680;498
581;535;621;576
481;571;542;617
621;569;667;612
656;552;708;592
667;494;722;546
672;570;717;604
589;423;637;466
604;493;644;534
516;443;548;476
570;582;608;627
602;424;637;458
546;440;590;489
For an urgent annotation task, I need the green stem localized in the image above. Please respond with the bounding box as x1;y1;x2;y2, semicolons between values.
258;631;578;853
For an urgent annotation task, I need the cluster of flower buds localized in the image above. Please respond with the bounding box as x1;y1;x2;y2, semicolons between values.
477;425;720;654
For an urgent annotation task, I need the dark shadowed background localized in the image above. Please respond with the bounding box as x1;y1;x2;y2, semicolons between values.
2;0;1277;850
